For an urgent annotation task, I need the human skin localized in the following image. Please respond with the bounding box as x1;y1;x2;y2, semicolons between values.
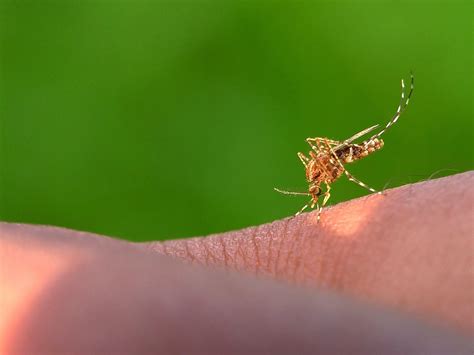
0;172;472;354
148;171;474;335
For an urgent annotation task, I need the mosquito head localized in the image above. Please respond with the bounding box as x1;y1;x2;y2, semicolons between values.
309;184;321;197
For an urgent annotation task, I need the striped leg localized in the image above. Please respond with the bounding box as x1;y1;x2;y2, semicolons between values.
295;199;313;216
306;137;338;152
344;170;380;194
322;183;331;207
297;152;310;168
372;72;414;140
310;199;322;221
314;183;331;222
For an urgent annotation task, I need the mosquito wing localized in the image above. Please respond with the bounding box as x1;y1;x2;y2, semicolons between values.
334;124;379;151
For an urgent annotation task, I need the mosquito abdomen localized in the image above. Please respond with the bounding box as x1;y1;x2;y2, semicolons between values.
337;138;384;163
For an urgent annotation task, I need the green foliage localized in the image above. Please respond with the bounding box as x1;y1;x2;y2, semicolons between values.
0;1;472;241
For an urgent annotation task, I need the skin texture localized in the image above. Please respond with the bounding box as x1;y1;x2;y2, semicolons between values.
149;171;474;335
0;172;473;354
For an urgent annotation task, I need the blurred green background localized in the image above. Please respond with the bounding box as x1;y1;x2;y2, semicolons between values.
0;1;472;241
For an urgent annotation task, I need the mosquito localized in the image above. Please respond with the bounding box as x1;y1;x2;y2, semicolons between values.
275;73;414;221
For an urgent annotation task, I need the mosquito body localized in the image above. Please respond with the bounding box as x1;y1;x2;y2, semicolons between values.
275;73;414;221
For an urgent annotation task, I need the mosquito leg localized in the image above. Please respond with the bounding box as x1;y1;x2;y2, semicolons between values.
372;73;414;140
309;199;322;222
306;138;320;152
308;137;339;145
295;200;312;216
322;183;331;207
308;183;331;222
307;137;338;152
297;152;310;168
316;138;340;153
344;170;380;194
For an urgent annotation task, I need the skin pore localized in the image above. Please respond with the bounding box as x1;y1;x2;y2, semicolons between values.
0;172;472;354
